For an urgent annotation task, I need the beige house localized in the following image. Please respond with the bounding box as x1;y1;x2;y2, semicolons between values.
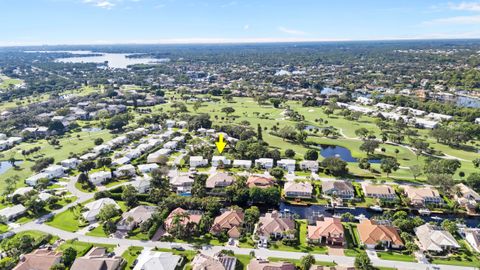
255;211;296;247
247;259;295;270
415;224;460;253
70;247;124;270
402;186;443;206
192;253;237;270
210;209;244;238
454;183;480;210
117;205;155;231
362;183;397;200
13;249;62;270
206;172;235;189
322;180;354;200
284;181;313;199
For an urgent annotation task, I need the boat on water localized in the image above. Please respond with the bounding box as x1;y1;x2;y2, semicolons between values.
431;216;443;221
418;208;431;216
369;205;383;212
354;214;367;221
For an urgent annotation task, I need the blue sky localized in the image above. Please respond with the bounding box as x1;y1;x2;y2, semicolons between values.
2;0;480;45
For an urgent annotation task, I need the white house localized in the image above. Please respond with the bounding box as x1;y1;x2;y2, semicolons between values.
80;152;99;160
115;164;136;177
426;112;453;121
131;175;151;194
12;187;34;197
89;171;112;186
93;144;111;154
43;165;65;179
133;250;181;270
475;118;480;124
414;118;439;129
166;120;176;128
190;156;208;168
255;158;274;169
277;159;296;173
138;164;159;174
0;205;26;221
0;140;9;151
82;198;120;223
112;156;131;166
464;228;480;253
26;173;50;186
0;133;6;140
170;175;195;195
163;141;178;150
61;158;80;170
211;156;231;167
299;160;319;172
232;160;252;169
147;148;171;163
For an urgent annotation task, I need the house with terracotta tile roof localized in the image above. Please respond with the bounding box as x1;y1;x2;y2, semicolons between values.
13;249;62;270
164;207;202;232
362;183;397;201
402;185;443;206
192;253;237;270
255;211;296;247
307;217;345;246
246;176;275;189
210;209;244;239
357;219;404;249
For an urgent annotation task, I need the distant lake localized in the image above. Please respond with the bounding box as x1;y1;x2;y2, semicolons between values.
0;161;23;176
29;50;169;69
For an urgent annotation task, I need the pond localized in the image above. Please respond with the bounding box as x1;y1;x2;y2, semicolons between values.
0;161;23;176
279;202;480;227
456;96;480;108
316;144;381;164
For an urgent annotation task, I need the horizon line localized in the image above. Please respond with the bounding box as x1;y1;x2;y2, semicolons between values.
2;36;480;48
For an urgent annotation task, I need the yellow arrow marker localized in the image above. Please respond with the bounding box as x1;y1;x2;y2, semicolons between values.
215;133;227;154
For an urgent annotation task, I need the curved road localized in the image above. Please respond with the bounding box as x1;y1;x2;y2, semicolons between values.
11;174;476;270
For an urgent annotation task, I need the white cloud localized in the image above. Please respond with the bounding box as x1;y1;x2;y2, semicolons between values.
424;15;480;25
278;26;307;35
243;24;250;30
83;0;116;9
448;1;480;11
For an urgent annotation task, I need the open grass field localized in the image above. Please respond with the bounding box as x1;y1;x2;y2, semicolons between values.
151;96;480;182
0;129;114;192
46;205;86;232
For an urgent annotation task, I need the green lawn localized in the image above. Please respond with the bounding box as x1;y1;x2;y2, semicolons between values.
377;251;416;262
152;96;480;183
343;223;362;257
86;225;108;237
0;129;113;192
46;205;86;232
57;239;116;256
121;246;144;270
269;220;328;254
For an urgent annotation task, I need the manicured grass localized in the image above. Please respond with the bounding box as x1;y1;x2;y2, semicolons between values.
268;257;336;267
121;246;143;270
47;205;86;232
0;130;114;192
343;223;362;257
57;239;116;256
432;257;480;267
377;251;416;262
86;225;108;237
269;220;328;254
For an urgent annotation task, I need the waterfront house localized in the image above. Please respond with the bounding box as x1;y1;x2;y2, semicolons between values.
246;176;275;189
415;223;460;253
322;180;354;200
284;181;313;199
255;211;296;247
361;183;397;201
402;185;443;206
357;219;404;249
307;217;345;246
